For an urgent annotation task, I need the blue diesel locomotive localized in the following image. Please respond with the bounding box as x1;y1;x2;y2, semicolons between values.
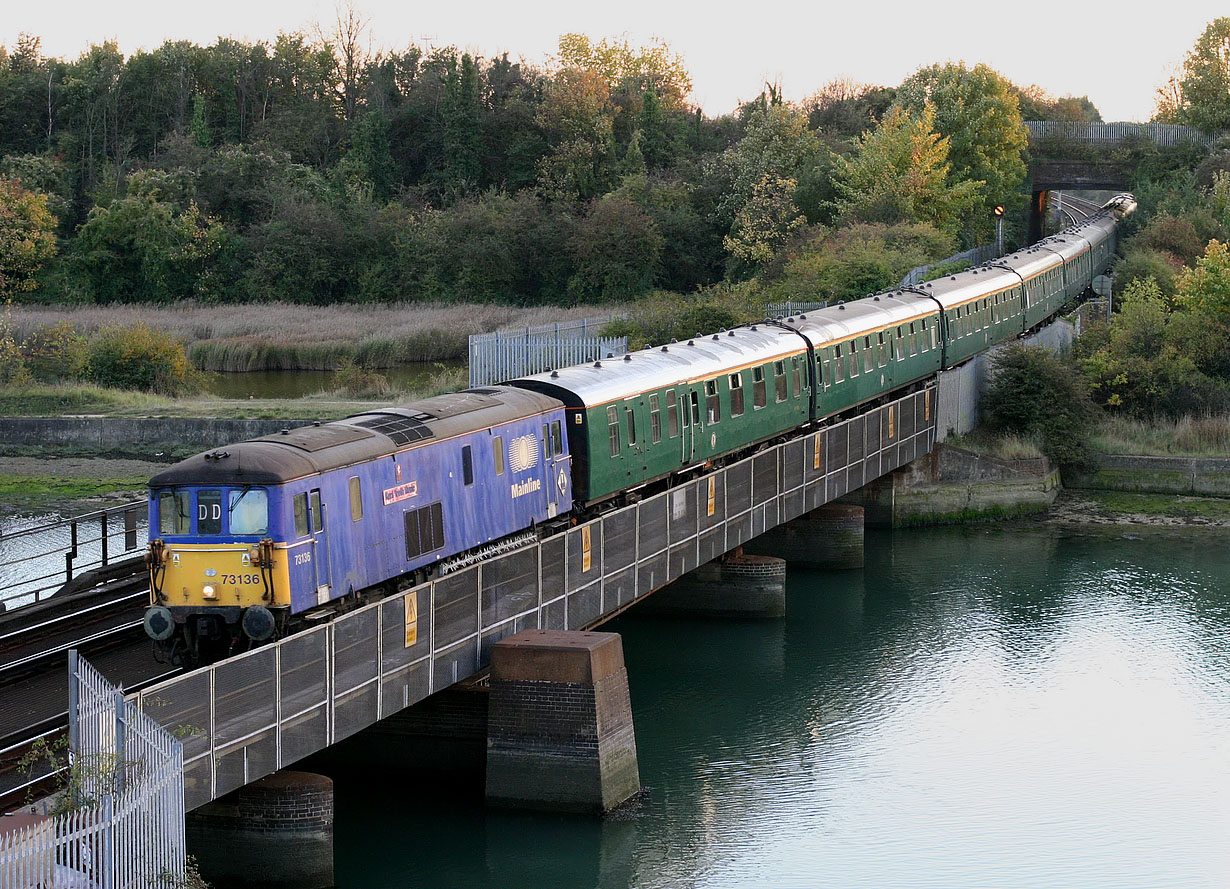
144;196;1134;664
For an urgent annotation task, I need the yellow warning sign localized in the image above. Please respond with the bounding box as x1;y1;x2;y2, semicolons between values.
924;390;931;421
404;593;418;647
581;525;592;573
888;406;895;439
707;477;716;516
813;434;822;470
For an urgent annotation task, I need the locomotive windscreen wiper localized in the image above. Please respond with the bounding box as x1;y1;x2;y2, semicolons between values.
228;485;253;514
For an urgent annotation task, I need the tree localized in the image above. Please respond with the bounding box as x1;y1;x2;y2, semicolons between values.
832;105;982;237
895;63;1027;236
1175;238;1230;324
803;79;895;140
0;178;57;296
568;196;663;301
441;53;482;193
1158;18;1230;132
723;174;805;269
555;34;691;110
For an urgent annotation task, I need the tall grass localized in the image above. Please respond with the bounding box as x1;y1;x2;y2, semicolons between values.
1093;414;1230;457
10;302;631;372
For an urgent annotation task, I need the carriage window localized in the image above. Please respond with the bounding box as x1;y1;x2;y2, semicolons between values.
158;491;190;536
775;360;788;401
198;489;222;535
666;389;679;437
228;488;269;535
848;341;859;377
909;323;918;356
919;320;930;352
931;322;939;349
832;346;845;382
705;380;721;424
294;493;310;538
753;367;767;408
649;395;662;444
895;328;905;360
309;489;324;533
729;373;744;417
462;446;474;486
626;406;637;445
493;436;505;476
551;421;563;456
349;478;363;522
607;405;621;457
877;332;888;366
792;359;802;397
690;391;701;426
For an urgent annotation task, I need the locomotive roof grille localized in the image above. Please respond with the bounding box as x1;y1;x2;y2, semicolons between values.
351;414;434;446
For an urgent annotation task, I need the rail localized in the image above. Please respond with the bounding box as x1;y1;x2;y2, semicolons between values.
0;500;147;612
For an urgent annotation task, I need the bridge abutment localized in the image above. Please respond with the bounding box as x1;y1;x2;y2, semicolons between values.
485;630;641;813
744;503;865;569
641;552;786;617
186;771;334;889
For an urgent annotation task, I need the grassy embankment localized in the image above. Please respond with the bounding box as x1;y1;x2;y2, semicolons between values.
11;302;628;372
0;473;148;513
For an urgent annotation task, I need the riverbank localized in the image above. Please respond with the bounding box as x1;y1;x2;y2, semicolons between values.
0;457;159;517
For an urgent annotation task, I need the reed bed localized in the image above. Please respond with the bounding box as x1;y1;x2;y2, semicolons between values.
1092;414;1230;458
10;302;629;371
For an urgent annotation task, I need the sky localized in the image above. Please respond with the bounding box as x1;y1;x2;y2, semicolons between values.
5;0;1218;122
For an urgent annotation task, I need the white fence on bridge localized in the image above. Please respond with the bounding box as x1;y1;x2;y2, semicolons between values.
0;653;185;889
1026;121;1226;149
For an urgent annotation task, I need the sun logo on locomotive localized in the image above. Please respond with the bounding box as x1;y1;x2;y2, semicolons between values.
509;434;540;473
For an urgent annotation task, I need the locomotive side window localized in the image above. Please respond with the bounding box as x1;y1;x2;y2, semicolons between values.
349;477;363;522
753;367;767;407
551;421;563;456
230;488;269;535
158;491;190;536
775;361;788;401
649;395;662;444
462;446;474;486
294;493;310;538
666;389;679;437
198;490;223;535
493;436;505;476
705;380;721;424
729;373;744;417
607;406;621;457
309;489;324;532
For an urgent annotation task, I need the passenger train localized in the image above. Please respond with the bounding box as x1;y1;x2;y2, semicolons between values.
143;194;1136;665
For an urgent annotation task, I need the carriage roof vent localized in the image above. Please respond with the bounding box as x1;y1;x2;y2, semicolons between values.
281;428;291;434
661;345;669;352
728;330;736;336
624;353;632;361
551;370;559;378
594;360;602;367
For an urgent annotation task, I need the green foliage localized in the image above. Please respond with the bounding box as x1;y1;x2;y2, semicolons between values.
762;222;954;305
982;345;1099;467
20;319;86;380
0;178;57;296
832;105;982;236
1156;18;1230;131
723;174;806;270
0;299;32;386
569;196;663;301
1114;247;1181;299
1175;238;1230;323
331;357;391;398
600;283;763;349
85;324;198;394
1134;213;1206;266
803;80;895;141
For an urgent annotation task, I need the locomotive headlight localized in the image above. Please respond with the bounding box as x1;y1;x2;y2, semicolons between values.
202;584;218;600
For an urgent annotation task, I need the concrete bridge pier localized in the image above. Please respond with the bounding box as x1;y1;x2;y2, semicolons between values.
186;771;334;889
486;630;640;813
641;551;787;617
744;503;865;569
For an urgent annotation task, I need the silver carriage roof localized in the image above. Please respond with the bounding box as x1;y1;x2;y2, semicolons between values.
902;265;1021;312
510;323;805;408
791;292;938;348
993;244;1066;280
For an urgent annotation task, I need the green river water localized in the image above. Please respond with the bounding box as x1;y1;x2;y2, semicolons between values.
324;524;1230;888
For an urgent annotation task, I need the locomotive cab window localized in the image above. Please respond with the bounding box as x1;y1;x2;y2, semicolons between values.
349;477;363;522
294;493;310;538
158;490;190;536
198;490;222;535
309;489;324;532
230;488;269;535
729;373;744;417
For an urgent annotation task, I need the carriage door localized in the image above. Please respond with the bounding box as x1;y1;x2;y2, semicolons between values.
291;489;333;606
545;419;570;517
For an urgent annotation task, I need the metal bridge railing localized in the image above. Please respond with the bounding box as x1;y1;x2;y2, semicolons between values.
469;327;629;387
0;501;147;612
1026;121;1227;149
0;652;185;888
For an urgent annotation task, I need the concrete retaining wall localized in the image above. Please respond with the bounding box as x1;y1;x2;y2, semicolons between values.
0;417;315;455
1067;454;1230;497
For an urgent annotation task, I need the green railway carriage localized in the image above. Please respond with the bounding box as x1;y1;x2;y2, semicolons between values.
993;246;1066;330
791;295;943;416
509;326;811;505
905;267;1024;367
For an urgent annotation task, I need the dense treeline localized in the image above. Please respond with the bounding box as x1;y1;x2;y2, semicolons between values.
0;23;1098;308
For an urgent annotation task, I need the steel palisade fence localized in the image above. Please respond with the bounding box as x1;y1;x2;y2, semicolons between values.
131;386;937;813
468;318;629;387
0;652;186;888
0;501;148;611
1025;121;1227;148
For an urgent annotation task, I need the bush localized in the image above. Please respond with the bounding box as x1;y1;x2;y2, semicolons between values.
982;344;1099;468
331;358;392;398
1134;214;1206;266
84;325;198;395
600;283;764;349
21;321;87;381
1114;248;1181;299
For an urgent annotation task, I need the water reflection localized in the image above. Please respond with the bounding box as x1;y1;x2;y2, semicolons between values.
331;526;1230;889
